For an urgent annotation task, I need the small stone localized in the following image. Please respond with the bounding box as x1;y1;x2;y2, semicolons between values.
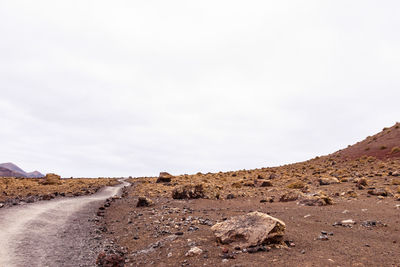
259;180;273;187
317;235;329;241
185;247;203;257
368;188;390;197
319;177;340;185
136;196;154;207
301;250;305;254
226;194;235;199
167;252;173;258
341;219;356;225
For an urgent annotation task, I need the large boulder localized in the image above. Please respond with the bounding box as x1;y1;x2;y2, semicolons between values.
211;211;286;248
156;172;173;183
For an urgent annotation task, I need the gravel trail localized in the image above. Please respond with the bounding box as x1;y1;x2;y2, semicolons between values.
0;180;129;267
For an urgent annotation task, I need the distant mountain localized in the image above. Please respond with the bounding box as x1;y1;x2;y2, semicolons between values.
0;163;44;178
0;162;26;174
0;166;26;177
26;171;44;178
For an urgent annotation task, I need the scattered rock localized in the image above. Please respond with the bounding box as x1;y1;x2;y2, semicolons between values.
211;211;286;249
319;177;340;185
356;178;368;189
368;188;392;197
361;220;387;227
96;251;125;267
172;184;205;199
333;219;356;227
226;193;236;199
317;235;329;241
269;173;279;179
279;191;302;202
156;172;173;183
287;181;305;189
284;240;296;247
299;193;333;206
185;247;203;257
390;171;400;177
136;196;154;207
258;180;273;187
246;246;268;253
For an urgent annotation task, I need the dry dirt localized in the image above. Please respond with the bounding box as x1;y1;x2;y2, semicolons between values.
98;123;400;267
99;155;400;267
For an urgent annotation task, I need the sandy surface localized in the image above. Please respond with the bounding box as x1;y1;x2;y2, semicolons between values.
0;180;129;267
102;188;400;267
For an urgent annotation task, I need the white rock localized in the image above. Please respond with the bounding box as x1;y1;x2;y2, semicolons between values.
341;219;356;225
185;247;203;257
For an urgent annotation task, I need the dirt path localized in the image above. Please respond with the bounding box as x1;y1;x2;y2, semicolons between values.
0;180;129;267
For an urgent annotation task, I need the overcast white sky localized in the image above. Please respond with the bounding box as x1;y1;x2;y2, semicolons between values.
0;1;399;177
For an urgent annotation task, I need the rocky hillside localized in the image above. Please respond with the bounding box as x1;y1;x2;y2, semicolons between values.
333;122;400;160
0;163;44;178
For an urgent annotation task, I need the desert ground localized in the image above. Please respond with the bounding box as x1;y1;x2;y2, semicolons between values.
96;123;400;266
1;123;400;267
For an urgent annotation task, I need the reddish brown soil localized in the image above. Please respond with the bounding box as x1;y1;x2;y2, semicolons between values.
334;122;400;160
102;193;400;267
99;156;400;266
95;124;400;266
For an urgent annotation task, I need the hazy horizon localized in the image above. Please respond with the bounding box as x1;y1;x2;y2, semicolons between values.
1;1;399;177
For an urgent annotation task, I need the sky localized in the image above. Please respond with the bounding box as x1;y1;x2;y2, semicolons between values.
0;1;399;177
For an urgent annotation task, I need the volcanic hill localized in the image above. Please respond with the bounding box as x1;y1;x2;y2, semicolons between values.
334;122;400;160
0;163;44;178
